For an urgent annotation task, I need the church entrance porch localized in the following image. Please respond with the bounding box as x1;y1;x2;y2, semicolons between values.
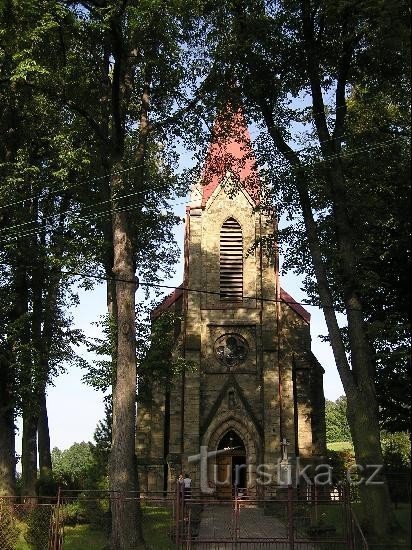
215;430;247;499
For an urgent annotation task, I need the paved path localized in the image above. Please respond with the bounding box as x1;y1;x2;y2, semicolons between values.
194;502;307;548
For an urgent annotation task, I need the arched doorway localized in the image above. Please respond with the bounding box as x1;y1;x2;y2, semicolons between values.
215;430;247;499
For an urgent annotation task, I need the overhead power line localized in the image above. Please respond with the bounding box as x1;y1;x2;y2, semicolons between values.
0;165;140;211
0;135;407;245
0;196;193;244
0;132;407;215
27;266;351;313
0;187;186;235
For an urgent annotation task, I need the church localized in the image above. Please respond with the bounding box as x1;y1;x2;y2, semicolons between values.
136;107;326;497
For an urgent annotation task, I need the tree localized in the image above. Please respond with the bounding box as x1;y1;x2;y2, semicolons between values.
197;0;410;537
0;0;92;496
52;2;201;544
325;396;351;444
1;0;191;521
52;443;99;490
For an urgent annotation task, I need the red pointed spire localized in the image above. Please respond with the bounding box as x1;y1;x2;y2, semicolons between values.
201;106;261;207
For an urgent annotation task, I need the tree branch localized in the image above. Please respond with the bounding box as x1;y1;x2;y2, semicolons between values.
65;99;109;144
333;31;354;145
301;0;332;154
260;99;355;393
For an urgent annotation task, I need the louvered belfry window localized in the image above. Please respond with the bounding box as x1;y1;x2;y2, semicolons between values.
220;218;243;301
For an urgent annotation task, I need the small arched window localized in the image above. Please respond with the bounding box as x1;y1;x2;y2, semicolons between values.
220;217;243;301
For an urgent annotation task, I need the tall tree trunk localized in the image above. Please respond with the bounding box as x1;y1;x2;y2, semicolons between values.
0;363;16;495
21;230;43;498
12;260;37;497
38;390;52;480
107;9;151;545
21;411;38;497
109;167;141;549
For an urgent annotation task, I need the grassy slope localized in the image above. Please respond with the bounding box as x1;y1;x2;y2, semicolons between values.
327;441;354;451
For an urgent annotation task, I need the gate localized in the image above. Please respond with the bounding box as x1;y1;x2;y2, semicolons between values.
175;485;367;549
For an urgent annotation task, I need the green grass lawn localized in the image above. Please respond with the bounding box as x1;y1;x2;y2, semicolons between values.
142;505;176;550
63;524;108;550
327;440;354;451
13;520;29;550
63;505;176;550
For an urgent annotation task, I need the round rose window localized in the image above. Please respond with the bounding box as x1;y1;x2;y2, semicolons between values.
214;334;249;367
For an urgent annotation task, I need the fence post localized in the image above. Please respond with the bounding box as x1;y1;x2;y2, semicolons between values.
234;485;240;541
344;483;354;550
175;484;180;546
51;486;61;550
186;507;191;550
287;484;294;550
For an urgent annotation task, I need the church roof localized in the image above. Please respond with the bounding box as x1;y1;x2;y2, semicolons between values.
201;106;261;207
151;284;310;324
280;288;311;324
151;284;183;321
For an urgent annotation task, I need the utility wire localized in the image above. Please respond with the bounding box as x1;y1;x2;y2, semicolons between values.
0;165;141;211
0;187;187;235
31;266;350;312
1;134;401;236
0;128;406;214
0;135;406;244
0;201;166;243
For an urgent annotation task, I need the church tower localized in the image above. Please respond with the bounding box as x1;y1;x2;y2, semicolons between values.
136;107;326;496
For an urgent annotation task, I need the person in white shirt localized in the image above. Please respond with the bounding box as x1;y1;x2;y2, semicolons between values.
183;473;192;499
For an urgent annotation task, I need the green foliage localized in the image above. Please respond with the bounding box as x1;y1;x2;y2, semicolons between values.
83;315;117;394
61;497;110;532
51;443;99;490
24;506;52;550
36;471;58;498
138;310;196;404
91;401;112;483
327;448;356;483
61;501;88;526
381;432;411;472
0;501;20;550
195;0;411;444
325;396;352;444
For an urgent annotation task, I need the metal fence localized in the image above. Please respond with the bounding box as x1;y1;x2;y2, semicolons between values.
2;483;409;549
0;496;62;550
176;486;367;549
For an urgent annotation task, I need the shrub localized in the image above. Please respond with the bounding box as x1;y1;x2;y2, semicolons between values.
327;448;356;483
0;502;20;550
61;496;110;532
25;506;52;550
381;432;411;472
61;501;88;526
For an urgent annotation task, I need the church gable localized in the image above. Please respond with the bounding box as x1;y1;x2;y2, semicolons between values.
204;172;257;212
200;375;263;440
199;187;258;310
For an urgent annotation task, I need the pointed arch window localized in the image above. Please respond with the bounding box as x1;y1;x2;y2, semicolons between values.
220;217;243;301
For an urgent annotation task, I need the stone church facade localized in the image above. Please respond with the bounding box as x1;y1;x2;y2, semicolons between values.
136;108;326;496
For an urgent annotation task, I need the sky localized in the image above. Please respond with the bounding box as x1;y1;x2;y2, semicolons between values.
16;201;344;456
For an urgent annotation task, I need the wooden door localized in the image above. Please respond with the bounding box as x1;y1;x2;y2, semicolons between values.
216;455;232;499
